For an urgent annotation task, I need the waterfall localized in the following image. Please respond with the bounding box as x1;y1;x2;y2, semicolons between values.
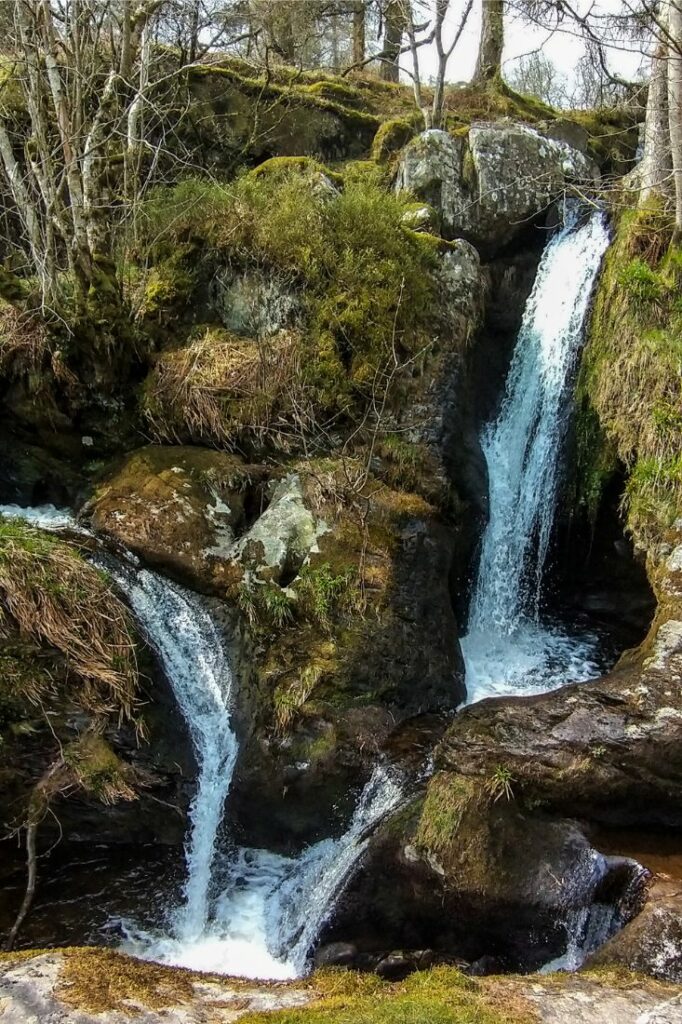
0;502;403;978
101;561;237;942
461;206;611;704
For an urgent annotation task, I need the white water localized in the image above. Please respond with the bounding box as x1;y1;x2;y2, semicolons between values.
0;502;402;978
122;764;403;978
461;207;612;704
102;561;237;943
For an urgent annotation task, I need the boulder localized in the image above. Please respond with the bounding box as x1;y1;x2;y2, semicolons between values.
209;267;299;337
397;124;600;253
230;473;327;584
586;876;682;982
85;445;258;593
328;773;645;970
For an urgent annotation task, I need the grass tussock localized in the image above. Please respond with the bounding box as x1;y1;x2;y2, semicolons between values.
144;328;311;451
0;520;138;726
578;203;682;543
241;966;537;1024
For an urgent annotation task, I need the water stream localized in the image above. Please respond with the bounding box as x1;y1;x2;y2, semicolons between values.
461;206;612;704
0;503;402;977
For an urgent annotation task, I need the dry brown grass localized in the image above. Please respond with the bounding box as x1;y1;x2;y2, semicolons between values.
0;302;50;373
0;521;138;724
144;327;315;452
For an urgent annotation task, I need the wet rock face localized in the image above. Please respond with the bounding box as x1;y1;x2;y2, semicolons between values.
397;124;599;254
329;779;645;970
587;876;682;982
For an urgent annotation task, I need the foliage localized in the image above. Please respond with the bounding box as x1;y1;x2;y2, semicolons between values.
295;563;358;630
485;765;516;803
273;665;324;733
578;203;682;544
241;966;536;1024
140;169;439;448
62;733;136;804
237;578;295;633
414;772;474;855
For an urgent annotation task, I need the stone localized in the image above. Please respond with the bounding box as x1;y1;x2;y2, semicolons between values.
375;951;416;980
397;123;600;253
210;266;299;337
314;941;358;968
85;445;257;593
230;473;327;584
587;876;682;982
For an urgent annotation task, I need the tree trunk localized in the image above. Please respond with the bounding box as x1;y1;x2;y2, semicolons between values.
473;0;504;87
352;1;365;65
639;40;672;205
380;0;403;82
668;0;682;239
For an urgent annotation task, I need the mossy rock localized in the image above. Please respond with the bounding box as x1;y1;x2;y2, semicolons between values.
371;117;418;163
86;445;259;593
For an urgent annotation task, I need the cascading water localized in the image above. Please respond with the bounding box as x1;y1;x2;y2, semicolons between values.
461;206;612;704
124;764;403;978
100;560;237;943
0;503;403;978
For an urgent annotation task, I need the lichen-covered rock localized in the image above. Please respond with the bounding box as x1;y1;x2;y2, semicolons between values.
230;473;327;584
209;267;299;337
397;124;600;253
587;876;682;982
85;446;258;593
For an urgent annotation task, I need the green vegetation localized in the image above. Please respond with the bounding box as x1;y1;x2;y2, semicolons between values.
241;967;536;1024
295;563;358;631
414;772;475;855
485;765;516;804
577;202;682;543
0;520;139;738
140;168;441;450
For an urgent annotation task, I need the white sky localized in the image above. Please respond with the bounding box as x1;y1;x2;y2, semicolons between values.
403;0;648;87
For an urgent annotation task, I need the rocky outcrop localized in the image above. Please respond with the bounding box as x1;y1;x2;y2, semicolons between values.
209;267;299;337
587;875;682;982
328;772;645;969
2;948;681;1024
397;124;599;253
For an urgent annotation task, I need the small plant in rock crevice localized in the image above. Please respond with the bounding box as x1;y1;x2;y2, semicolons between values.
485;765;516;804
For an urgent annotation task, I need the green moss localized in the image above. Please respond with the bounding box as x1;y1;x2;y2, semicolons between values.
415;772;475;856
63;734;136;803
240;966;535;1024
140;169;440;444
371;118;417;163
578;203;682;544
251;156;344;188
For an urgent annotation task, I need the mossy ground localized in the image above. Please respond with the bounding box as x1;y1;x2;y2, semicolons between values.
240;967;537;1024
577;201;682;545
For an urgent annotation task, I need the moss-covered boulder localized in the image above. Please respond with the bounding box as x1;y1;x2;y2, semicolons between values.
85;445;260;593
397;125;600;253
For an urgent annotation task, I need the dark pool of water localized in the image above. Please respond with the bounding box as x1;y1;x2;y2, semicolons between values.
0;841;182;950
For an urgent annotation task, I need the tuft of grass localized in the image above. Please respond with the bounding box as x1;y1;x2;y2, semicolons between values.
273;665;324;733
415;772;475;856
0;520;138;727
485;765;516;804
295;563;358;631
237;578;295;633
